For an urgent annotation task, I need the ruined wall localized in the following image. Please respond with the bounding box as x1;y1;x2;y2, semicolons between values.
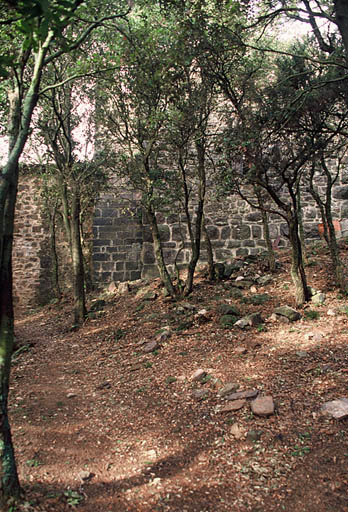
13;167;348;305
13;176;52;307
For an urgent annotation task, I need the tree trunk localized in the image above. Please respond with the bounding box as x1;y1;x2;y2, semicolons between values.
70;189;86;326
49;204;61;300
202;215;215;280
288;214;310;306
0;172;21;506
147;207;176;298
296;188;307;264
254;186;276;272
334;0;348;58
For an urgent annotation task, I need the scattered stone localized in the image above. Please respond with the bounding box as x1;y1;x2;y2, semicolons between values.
296;351;308;358
321;398;348;419
234;317;249;329
191;369;207;382
97;381;111;390
311;292;326;305
234;312;263;329
273;306;302;322
118;282;130;294
218;304;240;316
246;430;263;442
305;331;324;342
216;399;246;413
230;423;244;439
235;280;254;290
220;314;238;328
89;299;106;312
327;309;336;316
230;288;243;299
218;382;239;397
214;263;225;280
250;285;258;294
251;395;275;416
142;340;160;353
257;275;273;286
78;471;94;482
225;389;259;401
195;309;210;323
107;281;118;294
67;393;77;398
142;290;157;301
235;276;244;282
192;389;209;400
181;302;196;311
235;346;247;355
156;328;172;342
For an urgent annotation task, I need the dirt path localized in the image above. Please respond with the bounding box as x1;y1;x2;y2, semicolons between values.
10;249;348;511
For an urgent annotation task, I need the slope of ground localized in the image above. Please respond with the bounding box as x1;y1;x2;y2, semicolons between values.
11;243;348;511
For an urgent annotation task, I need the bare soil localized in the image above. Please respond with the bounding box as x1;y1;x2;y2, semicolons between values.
11;244;348;511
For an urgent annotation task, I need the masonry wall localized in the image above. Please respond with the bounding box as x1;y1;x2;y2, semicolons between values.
13;168;348;306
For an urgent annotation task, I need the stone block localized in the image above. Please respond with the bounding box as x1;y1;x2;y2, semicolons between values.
252;225;262;238
93;252;110;262
236;248;248;257
94;217;112;226
333;185;348;200
221;226;231;240
206;225;220;240
142;248;155;264
235;225;250;240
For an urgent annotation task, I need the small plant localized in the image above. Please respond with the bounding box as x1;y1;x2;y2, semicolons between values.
165;376;177;384
144;361;153;368
257;324;267;332
64;489;84;507
304;310;320;320
26;458;42;467
201;374;212;384
136;386;146;394
114;328;125;341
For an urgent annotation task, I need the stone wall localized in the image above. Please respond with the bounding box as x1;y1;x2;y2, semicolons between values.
13;176;52;307
13;168;348;305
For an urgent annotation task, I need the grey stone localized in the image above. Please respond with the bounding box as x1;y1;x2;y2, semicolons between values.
251;395;275;416
234;280;254;290
257;275;273;286
143;340;160;353
218;382;239;397
230;423;244;439
191;369;207;382
225;389;259;401
220;314;238;328
333;185;348;200
215;399;246;413
192;389;209;400
234;346;248;355
218;304;240;316
78;471;94;482
118;282;130;294
246;430;263;442
321;398;348;419
274;306;302;322
229;287;243;299
90;299;106;312
311;293;326;305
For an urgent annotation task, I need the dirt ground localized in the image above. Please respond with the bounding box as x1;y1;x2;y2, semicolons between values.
11;243;348;511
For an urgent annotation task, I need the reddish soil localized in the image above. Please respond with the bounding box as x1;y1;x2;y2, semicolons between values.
11;244;348;511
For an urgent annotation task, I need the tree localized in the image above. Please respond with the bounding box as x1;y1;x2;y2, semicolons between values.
0;0;129;503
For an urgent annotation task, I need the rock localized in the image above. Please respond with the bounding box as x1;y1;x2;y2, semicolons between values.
214;263;225;280
220;314;238;328
97;381;111;390
274;306;302;322
230;288;243;299
321;398;348;419
250;285;258;294
235;346;247;355
142;290;157;300
156;328;172;342
67;393;77;399
257;275;273;286
192;389;209;400
234;312;262;329
78;471;94;482
107;281;118;294
305;331;324;342
230;423;244;439
225;389;259;401
223;264;235;278
246;430;263;442
218;382;239;397
216;399;246;413
118;282;130;294
218;304;240;316
311;292;326;305
142;340;160;353
191;369;207;382
327;309;336;316
195;309;210;323
89;299;106;312
251;395;275;416
296;351;308;358
235;280;254;290
235;276;244;282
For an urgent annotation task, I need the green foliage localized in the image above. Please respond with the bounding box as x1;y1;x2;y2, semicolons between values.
64;489;84;507
304;310;320;320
